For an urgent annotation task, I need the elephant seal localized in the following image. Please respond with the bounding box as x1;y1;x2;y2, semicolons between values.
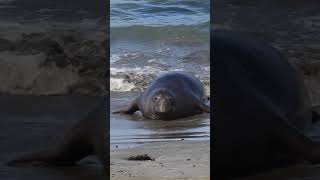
6;97;107;169
212;30;320;179
113;72;210;120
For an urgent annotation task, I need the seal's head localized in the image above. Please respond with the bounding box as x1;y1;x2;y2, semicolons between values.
149;89;176;116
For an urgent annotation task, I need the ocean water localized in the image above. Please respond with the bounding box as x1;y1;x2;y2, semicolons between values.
111;0;209;27
110;0;210;92
110;0;210;149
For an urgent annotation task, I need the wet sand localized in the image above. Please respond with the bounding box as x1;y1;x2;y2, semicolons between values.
0;95;107;180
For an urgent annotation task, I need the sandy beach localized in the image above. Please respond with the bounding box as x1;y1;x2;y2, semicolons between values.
111;141;210;180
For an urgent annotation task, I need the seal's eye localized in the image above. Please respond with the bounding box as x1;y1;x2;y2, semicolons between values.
153;97;158;100
167;98;173;102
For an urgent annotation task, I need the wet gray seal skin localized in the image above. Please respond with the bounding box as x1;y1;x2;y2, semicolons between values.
113;72;210;120
212;30;320;179
6;96;107;169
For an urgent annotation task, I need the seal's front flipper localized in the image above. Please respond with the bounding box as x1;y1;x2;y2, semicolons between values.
194;97;210;113
202;95;210;101
201;96;210;106
112;97;140;114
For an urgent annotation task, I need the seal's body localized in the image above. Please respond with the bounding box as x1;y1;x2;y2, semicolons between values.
212;30;320;178
114;72;210;120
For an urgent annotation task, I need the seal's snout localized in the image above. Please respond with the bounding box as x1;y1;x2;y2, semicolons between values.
158;99;172;113
152;94;174;114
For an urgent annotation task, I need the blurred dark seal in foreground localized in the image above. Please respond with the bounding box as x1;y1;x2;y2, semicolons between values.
212;30;320;179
